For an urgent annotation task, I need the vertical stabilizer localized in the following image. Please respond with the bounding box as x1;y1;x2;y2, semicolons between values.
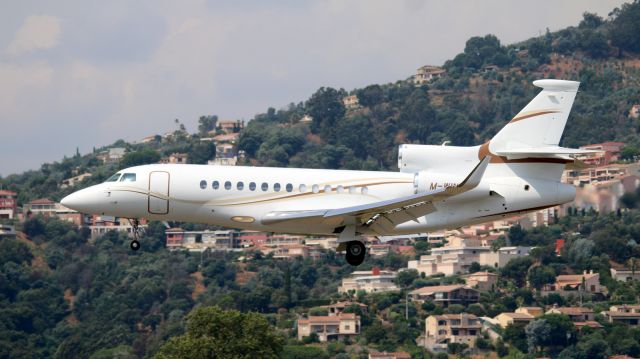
489;79;580;153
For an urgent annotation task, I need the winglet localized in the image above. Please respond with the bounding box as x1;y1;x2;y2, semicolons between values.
457;156;490;191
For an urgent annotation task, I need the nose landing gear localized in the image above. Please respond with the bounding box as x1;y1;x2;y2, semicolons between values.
128;219;143;251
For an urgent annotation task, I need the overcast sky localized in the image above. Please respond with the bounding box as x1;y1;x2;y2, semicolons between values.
0;0;629;176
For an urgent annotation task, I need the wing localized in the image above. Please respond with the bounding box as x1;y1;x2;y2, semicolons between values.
261;156;490;232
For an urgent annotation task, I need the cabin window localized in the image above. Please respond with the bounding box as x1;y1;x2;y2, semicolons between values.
348;186;356;194
299;184;307;192
199;180;207;189
312;185;319;193
237;182;244;191
224;181;232;190
106;173;122;182
274;183;281;192
121;173;136;182
524;184;530;191
337;185;344;194
249;182;256;191
286;183;293;192
361;187;369;194
261;182;269;191
212;181;219;190
323;185;331;193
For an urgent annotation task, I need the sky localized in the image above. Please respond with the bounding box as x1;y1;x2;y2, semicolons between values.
0;0;629;176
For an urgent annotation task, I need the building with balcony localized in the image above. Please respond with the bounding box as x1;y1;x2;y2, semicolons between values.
24;198;84;226
339;268;398;294
165;228;239;250
408;236;532;275
297;313;360;342
603;305;640;327
424;314;482;351
216;120;244;134
88;216;147;240
409;284;479;307
0;190;17;219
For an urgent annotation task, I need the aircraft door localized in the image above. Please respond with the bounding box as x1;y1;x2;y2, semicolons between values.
148;171;170;214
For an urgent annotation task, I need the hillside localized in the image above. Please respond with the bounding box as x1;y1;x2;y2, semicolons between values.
2;2;640;359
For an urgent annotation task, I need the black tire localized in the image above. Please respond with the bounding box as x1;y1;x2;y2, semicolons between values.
345;241;366;266
130;240;140;251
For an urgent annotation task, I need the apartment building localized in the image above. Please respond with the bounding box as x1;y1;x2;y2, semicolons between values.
424;314;482;351
0;190;17;219
408;236;532;275
339;268;398;293
297;313;360;342
409;285;479;307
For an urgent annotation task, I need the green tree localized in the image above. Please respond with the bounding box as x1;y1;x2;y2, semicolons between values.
154;306;283;359
197;115;218;135
120;149;160;168
527;265;556;290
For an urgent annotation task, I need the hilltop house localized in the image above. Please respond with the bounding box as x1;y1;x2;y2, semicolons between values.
297;313;360;342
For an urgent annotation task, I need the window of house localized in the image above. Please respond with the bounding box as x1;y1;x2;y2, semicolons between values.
237;182;244;190
224;181;232;190
261;182;269;191
212;181;219;190
106;173;122;182
249;182;256;191
274;183;281;192
120;173;136;182
286;183;293;192
200;180;207;189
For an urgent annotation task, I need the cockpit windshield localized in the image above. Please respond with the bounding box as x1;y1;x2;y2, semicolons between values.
106;173;121;182
120;173;136;182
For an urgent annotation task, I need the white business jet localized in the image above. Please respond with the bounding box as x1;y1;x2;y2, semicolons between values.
62;80;595;265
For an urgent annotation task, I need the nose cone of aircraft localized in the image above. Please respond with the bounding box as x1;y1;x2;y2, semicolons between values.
60;191;84;211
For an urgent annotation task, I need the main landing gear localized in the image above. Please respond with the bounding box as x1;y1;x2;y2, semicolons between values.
345;241;366;266
129;219;143;251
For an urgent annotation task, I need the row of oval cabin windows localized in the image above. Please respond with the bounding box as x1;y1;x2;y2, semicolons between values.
199;180;368;194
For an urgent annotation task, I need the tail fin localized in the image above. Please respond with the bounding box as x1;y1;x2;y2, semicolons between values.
489;79;580;153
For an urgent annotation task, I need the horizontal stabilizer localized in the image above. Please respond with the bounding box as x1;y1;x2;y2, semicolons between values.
495;146;602;160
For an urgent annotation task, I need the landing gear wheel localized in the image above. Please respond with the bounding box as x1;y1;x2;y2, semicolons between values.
130;240;140;251
345;241;366;266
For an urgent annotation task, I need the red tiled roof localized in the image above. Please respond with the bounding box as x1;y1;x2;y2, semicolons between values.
0;190;17;195
549;307;593;315
28;198;54;205
411;284;468;295
369;351;411;359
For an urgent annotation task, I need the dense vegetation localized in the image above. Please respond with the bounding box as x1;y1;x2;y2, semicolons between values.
2;2;640;358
